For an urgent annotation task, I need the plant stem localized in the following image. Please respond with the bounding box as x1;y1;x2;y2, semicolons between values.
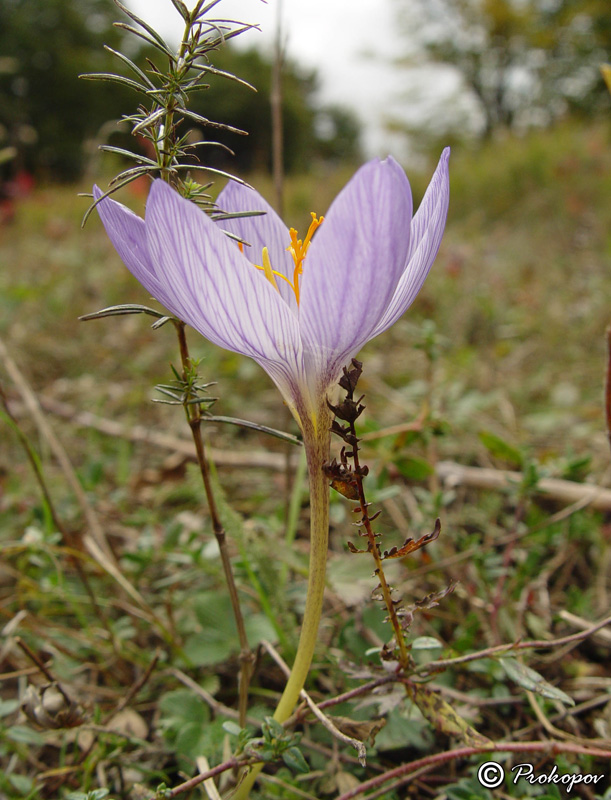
331;362;410;670
233;415;331;799
336;741;611;800
274;425;330;721
174;322;253;726
350;442;411;670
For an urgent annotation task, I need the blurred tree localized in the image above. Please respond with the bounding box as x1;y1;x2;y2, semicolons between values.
0;0;361;182
188;46;362;173
394;0;611;139
0;0;135;180
314;105;363;164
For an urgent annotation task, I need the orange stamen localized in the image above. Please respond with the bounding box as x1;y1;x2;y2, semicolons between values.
246;213;324;305
286;213;324;305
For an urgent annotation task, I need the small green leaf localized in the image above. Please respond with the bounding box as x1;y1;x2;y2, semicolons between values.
6;725;46;745
169;0;190;19
222;720;243;736
0;698;19;717
282;746;310;774
395;456;434;481
372;704;433;751
104;45;154;86
444;775;493;800
8;774;36;795
186;592;277;666
499;658;574;705
263;717;286;741
79;72;151;95
114;0;171;49
478;431;523;467
98;145;157;165
79;304;167;321
411;636;444;651
202;414;302;445
158;690;210;724
175;721;207;759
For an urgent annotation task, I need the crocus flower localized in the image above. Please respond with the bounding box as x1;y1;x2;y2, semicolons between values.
93;149;449;436
93;151;449;795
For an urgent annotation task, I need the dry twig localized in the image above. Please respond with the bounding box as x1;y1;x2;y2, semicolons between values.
336;741;611;800
437;460;611;511
37;395;294;470
415;614;611;676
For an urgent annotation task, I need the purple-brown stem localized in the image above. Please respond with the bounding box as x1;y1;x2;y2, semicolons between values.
327;361;411;669
174;321;253;726
148;755;256;799
350;444;411;669
336;740;611;800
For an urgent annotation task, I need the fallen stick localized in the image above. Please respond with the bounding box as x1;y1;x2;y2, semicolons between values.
37;396;294;471
436;460;611;512
15;395;611;510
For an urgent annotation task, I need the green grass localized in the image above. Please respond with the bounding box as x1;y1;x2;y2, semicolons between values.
0;118;610;798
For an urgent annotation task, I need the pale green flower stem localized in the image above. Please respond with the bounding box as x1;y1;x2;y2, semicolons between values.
233;411;331;799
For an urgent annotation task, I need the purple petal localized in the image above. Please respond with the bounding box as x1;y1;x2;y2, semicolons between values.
216;181;297;310
93;186;176;311
298;156;413;387
144;181;305;399
372;148;450;338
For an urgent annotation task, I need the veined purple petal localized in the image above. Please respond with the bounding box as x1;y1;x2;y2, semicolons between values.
95;150;448;426
93;186;176;312
372;148;450;338
216;181;297;311
299;156;413;388
143;181;304;398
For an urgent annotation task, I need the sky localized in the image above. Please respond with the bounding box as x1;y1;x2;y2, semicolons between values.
125;0;420;158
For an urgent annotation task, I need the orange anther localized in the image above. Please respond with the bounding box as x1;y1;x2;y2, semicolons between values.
249;214;323;306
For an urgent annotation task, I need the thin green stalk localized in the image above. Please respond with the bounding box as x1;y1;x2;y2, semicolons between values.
234;418;330;800
273;430;329;722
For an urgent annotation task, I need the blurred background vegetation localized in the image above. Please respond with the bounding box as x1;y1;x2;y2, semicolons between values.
392;0;611;144
1;0;609;183
0;0;362;182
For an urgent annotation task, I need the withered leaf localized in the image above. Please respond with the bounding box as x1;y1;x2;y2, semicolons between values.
329;714;387;745
339;359;363;394
331;478;360;500
382;518;441;559
347;540;371;554
405;580;458;614
21;683;84;729
406;683;492;748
